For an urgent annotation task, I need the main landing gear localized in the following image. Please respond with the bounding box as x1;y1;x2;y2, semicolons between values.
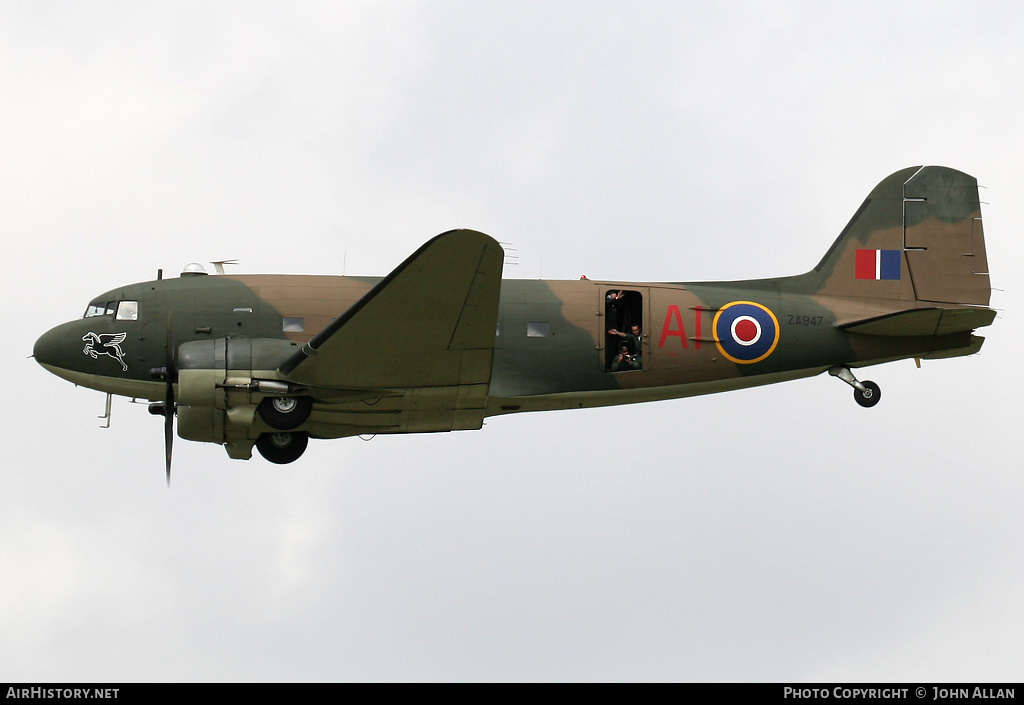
257;395;313;430
256;431;309;464
829;366;881;408
254;395;314;463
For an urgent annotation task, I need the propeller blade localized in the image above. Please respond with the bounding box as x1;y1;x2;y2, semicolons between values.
164;390;173;486
164;312;175;486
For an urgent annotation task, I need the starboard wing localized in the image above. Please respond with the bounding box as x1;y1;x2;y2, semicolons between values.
278;230;504;392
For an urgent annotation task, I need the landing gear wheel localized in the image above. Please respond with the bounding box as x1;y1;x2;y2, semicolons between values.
256;432;309;464
258;395;313;430
854;380;881;408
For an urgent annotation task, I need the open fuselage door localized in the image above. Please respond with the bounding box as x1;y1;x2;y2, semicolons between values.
598;285;648;373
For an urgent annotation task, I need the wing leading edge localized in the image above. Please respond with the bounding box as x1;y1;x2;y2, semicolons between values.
279;231;504;427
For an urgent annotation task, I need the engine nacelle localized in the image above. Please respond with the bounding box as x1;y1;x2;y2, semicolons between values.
174;337;297;448
178;337;299;373
177;403;257;444
177;404;224;444
178;368;226;409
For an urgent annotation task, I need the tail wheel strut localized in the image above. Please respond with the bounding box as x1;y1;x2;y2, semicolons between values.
829;366;881;408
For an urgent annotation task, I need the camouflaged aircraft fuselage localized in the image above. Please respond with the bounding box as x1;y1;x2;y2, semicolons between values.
34;166;996;465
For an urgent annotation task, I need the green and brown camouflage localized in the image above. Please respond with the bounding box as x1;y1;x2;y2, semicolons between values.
34;166;995;469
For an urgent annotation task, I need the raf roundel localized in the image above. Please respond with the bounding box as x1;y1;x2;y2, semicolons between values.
713;301;780;364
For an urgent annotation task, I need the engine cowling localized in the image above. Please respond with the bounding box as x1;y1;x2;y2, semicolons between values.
173;337;301;448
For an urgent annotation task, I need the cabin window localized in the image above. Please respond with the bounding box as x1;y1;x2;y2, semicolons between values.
527;321;549;338
282;317;305;333
605;289;643;372
115;300;139;321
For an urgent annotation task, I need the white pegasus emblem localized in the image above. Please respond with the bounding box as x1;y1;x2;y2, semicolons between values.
82;332;129;371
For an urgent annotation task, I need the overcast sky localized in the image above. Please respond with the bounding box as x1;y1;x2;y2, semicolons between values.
2;0;1022;682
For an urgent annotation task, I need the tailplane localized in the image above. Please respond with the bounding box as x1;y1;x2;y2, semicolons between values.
807;166;991;306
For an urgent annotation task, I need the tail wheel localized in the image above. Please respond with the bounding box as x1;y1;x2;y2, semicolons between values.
256;432;309;464
258;395;313;430
854;380;881;408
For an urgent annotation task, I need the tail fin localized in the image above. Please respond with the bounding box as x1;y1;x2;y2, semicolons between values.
809;166;991;306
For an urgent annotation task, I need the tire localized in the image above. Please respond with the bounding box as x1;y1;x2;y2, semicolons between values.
256;432;309;464
854;380;881;408
258;395;313;430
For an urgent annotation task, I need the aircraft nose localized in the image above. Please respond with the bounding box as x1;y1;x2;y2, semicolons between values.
33;325;64;368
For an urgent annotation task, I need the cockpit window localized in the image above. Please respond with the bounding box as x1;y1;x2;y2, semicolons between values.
115;300;139;321
84;302;114;318
84;300;134;319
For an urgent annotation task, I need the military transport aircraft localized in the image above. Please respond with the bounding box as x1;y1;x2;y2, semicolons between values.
34;166;995;480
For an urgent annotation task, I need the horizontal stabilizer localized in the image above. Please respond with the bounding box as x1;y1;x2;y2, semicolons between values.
840;306;996;337
920;335;986;359
279;230;504;391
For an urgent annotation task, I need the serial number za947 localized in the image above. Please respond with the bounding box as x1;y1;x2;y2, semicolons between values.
787;314;823;326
